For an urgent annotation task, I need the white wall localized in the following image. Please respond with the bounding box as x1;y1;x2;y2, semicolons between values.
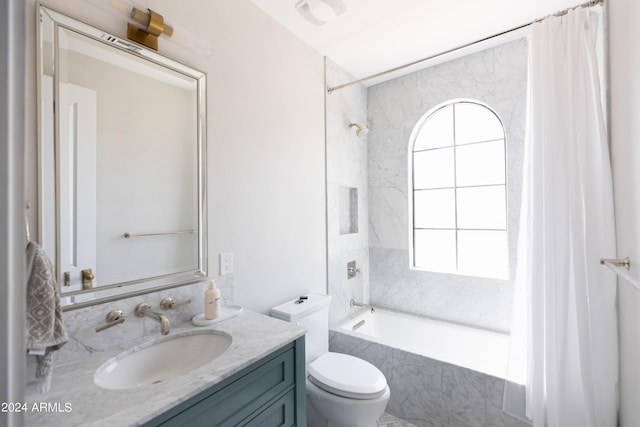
609;0;640;425
25;0;326;314
200;1;327;312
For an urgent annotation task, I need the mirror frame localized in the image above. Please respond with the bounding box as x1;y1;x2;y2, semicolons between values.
37;5;208;310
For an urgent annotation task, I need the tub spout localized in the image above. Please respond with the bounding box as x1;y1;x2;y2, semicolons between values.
350;299;375;313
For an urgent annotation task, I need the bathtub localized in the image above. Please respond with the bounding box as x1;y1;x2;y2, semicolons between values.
339;308;509;379
330;309;526;427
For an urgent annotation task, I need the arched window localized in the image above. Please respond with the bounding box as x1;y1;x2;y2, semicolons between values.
409;100;508;279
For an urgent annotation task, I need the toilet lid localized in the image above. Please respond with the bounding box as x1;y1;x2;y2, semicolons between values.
307;352;387;400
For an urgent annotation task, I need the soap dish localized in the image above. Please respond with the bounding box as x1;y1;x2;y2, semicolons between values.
192;305;243;326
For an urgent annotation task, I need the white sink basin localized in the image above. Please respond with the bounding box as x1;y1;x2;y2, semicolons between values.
94;330;232;390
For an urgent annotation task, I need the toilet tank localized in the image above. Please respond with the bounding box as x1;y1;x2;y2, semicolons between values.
271;294;331;363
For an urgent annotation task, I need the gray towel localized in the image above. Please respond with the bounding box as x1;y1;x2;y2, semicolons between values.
25;241;68;393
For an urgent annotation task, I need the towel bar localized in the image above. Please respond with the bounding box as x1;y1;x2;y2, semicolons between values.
599;257;630;270
123;228;196;238
600;257;640;292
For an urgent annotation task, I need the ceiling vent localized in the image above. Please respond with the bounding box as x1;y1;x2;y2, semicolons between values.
295;0;348;26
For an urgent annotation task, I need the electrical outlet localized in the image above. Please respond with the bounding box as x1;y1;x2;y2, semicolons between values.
220;252;233;275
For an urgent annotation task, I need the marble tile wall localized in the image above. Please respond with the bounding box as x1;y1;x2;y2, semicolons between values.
330;330;531;427
27;276;234;382
325;59;370;326
367;39;528;332
369;248;514;330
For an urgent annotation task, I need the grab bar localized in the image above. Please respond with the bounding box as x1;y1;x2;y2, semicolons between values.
123;228;196;238
352;320;365;331
600;257;640;292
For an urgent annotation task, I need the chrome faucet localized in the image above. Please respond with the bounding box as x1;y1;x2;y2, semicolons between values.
135;303;170;335
350;299;375;313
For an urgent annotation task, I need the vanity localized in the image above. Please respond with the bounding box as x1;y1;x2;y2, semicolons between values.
25;310;306;426
144;337;302;426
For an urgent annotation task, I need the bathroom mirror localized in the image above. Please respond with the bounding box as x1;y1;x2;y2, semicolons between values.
37;6;207;309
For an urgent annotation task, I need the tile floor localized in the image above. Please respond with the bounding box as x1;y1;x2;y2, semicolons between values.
378;412;419;427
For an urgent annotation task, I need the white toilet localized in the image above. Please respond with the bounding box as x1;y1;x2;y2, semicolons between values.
271;294;390;427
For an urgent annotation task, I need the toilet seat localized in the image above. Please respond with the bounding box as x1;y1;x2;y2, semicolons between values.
307;352;387;400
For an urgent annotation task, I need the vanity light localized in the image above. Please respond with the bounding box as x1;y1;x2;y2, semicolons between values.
86;0;212;57
126;6;173;51
295;0;348;26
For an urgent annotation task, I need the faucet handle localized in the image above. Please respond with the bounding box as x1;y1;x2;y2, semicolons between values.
160;297;192;310
95;310;125;333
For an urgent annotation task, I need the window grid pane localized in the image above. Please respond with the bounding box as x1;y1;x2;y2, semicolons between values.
414;229;457;273
414;188;456;229
454;102;505;145
456;185;506;229
457;230;509;279
413;148;454;190
411;100;507;279
455;140;506;187
413;104;454;151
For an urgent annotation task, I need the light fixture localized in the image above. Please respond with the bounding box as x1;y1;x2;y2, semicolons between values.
295;0;348;26
86;0;212;57
126;6;173;51
348;122;369;137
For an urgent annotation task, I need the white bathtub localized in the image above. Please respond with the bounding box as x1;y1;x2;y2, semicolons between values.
338;308;510;379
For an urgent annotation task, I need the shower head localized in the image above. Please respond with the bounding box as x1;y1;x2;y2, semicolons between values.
348;122;369;137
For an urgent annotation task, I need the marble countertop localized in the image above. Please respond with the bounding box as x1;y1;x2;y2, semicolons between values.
25;310;306;427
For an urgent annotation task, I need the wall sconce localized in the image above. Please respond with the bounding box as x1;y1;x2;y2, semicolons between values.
87;0;212;57
127;7;173;51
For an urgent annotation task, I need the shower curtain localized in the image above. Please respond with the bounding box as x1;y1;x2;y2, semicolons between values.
506;6;618;427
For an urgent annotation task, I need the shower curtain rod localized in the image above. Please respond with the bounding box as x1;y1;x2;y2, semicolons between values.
326;0;604;93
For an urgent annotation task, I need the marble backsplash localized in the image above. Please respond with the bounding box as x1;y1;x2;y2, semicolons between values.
27;275;234;381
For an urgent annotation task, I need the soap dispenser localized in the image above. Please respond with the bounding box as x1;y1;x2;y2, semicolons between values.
205;279;221;320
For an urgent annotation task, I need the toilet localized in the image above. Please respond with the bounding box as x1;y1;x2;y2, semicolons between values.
271;294;390;427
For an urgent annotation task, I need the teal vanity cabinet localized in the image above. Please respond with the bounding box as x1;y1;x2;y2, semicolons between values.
142;337;306;427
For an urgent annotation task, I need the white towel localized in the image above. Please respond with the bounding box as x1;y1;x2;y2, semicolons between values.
25;241;68;393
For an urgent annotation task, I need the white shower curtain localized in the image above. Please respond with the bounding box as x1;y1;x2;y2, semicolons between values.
506;7;618;427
